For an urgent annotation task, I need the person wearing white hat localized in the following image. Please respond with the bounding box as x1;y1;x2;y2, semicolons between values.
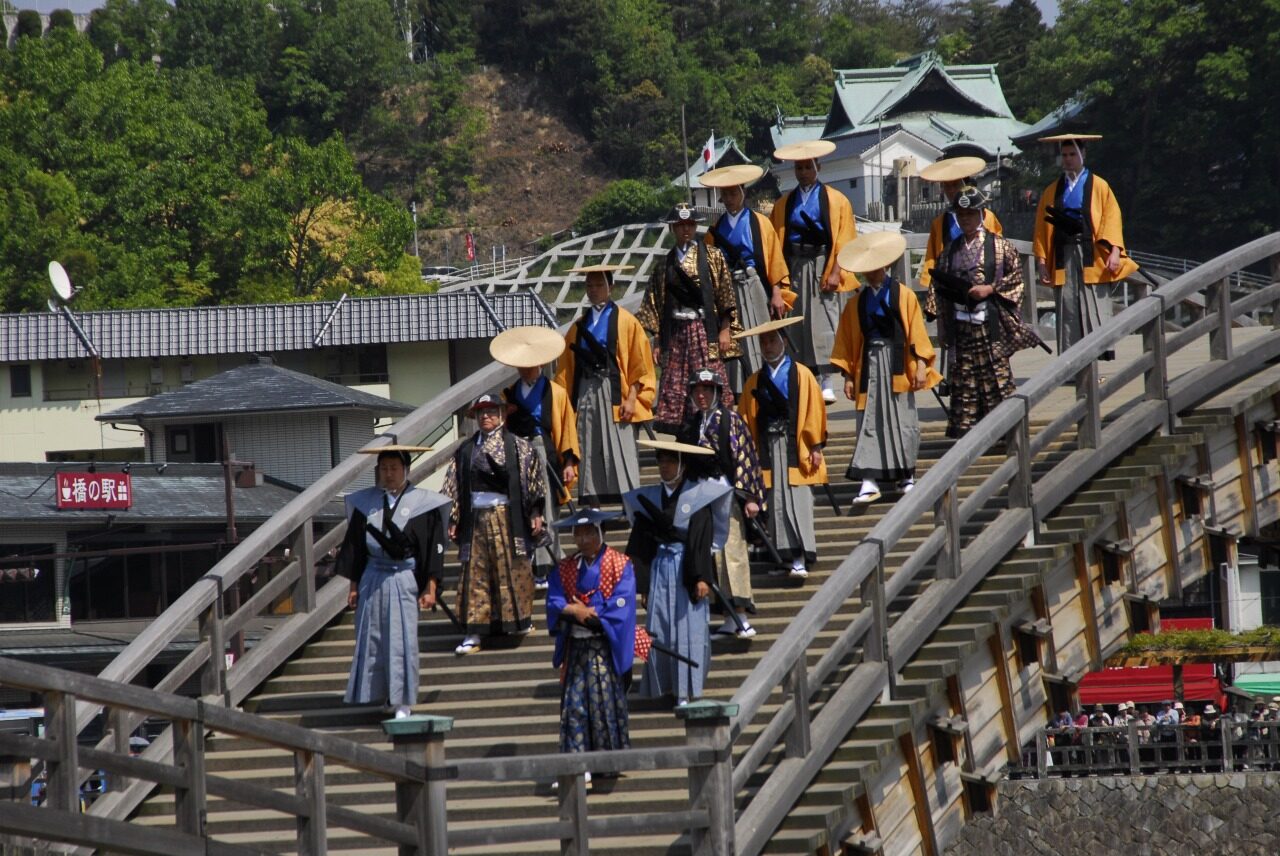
917;156;1004;289
636;203;741;433
830;232;942;505
623;440;733;706
701;164;794;391
556;264;656;507
442;394;546;655
338;446;450;719
494;326;580;591
769;139;858;404
1032;134;1139;356
737;316;827;578
925;186;1027;438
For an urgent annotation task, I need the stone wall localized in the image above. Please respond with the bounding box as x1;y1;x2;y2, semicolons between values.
946;773;1280;856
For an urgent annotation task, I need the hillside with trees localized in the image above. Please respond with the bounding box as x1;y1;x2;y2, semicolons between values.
1;0;1275;312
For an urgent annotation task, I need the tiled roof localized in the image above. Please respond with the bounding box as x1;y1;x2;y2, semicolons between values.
98;362;413;422
0;292;553;363
0;463;344;524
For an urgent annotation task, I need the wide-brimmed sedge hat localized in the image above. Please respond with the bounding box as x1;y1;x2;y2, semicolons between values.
699;164;765;188
663;202;706;224
951;185;990;212
734;316;804;339
553;507;628;532
1038;133;1103;144
837;232;907;273
358;443;432;466
773;139;836;161
638;438;713;457
919;156;986;183
567;263;635;275
489;325;565;368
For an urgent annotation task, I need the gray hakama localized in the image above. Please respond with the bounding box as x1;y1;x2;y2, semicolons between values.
1054;241;1111;355
529;434;563;575
641;541;710;701
767;433;817;565
728;268;772;392
847;340;919;483
577;374;640;505
346;558;420;706
791;251;847;381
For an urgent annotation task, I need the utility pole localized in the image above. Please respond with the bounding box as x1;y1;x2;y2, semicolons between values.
410;201;420;258
681;104;693;205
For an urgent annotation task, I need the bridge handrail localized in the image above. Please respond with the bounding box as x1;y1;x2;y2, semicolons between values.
729;232;1280;853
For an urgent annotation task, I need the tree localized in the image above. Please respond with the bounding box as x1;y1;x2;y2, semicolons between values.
164;0;275;85
574;179;680;234
87;0;172;65
15;10;43;41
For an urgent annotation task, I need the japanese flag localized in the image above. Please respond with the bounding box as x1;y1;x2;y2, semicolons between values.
701;134;716;172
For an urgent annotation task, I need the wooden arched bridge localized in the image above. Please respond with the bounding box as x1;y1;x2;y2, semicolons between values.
0;229;1278;856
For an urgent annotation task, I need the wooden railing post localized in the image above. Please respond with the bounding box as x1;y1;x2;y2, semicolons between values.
384;715;452;856
172;706;207;838
1220;717;1233;771
108;706;132;793
679;701;738;856
44;690;79;812
860;540;893;697
295;749;327;856
784;661;811;758
1208;277;1233;361
1006;398;1033;513
1074;362;1102;449
1035;730;1047;779
933;488;961;579
557;769;590;856
199;585;227;702
1022;254;1038;325
1127;720;1140;775
1141;301;1169;412
291;520;317;614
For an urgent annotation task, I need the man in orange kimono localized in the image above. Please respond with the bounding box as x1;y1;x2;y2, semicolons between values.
737;316;827;578
918;156;1003;288
1032;134;1139;357
556;264;657;506
831;232;941;504
770;140;857;404
702;163;793;392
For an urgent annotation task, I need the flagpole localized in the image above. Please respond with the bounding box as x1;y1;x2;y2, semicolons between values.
681;104;692;205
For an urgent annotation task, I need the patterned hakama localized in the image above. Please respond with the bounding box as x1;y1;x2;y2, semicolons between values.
458;507;535;635
576;375;641;506
346;559;420;706
641;543;710;701
655;319;733;431
1055;241;1111;355
728;268;772;392
715;501;754;611
791;251;847;378
847;341;919;482
560;635;631;754
947;322;1016;438
767;433;817;565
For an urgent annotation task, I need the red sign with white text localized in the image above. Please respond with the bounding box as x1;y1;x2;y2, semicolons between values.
55;472;133;510
465;232;476;262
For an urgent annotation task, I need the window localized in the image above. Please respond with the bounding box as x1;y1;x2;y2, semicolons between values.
1262;571;1280;625
0;543;57;623
9;364;32;398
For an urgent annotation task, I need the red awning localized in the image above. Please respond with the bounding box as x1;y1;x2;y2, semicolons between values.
1077;617;1224;707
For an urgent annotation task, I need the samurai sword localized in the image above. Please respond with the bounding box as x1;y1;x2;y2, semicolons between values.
432;596;464;631
650;638;700;669
706;579;750;635
741;507;784;567
820;482;842;517
545;460;578;517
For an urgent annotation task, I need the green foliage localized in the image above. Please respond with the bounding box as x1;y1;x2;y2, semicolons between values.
574;180;681;234
1120;627;1280;655
88;0;172;64
15;10;42;41
48;10;76;32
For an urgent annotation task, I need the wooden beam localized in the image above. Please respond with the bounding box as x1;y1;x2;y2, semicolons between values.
1030;586;1060;678
1155;469;1184;599
1073;543;1102;669
1237;414;1261;537
946;674;977;776
987;631;1022;765
898;731;939;856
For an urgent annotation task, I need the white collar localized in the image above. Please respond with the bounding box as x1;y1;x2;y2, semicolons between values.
725;208;746;227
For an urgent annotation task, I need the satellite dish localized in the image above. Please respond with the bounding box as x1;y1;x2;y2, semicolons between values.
47;297;61;314
48;261;75;302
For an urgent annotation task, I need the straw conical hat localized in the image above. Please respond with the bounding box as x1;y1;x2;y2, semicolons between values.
489;326;565;368
638;438;713;457
1038;133;1102;143
358;444;432;454
567;263;635;274
837;232;907;273
919;156;986;182
773;140;836;161
734;316;805;339
699;164;765;188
